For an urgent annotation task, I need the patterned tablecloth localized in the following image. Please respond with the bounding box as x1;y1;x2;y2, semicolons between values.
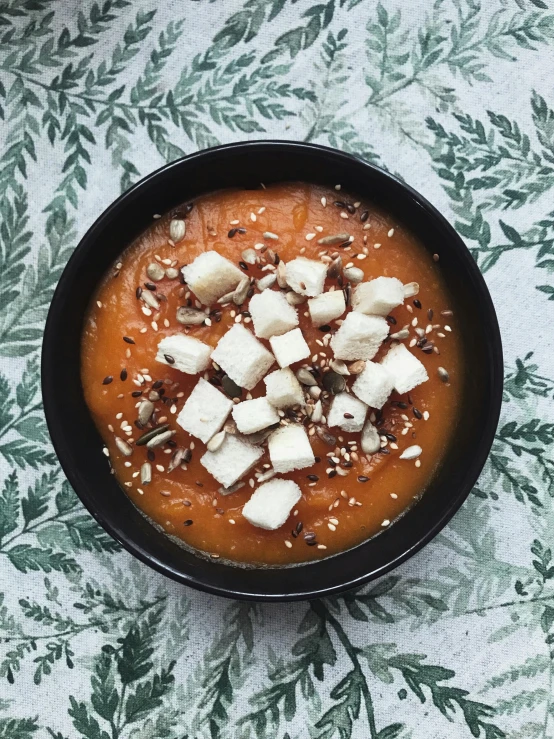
1;1;553;737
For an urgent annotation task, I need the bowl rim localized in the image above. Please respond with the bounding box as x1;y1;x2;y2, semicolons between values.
42;140;504;601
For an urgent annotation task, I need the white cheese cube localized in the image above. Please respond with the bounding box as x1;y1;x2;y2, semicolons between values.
268;424;315;473
352;277;405;316
308;290;346;326
176;378;233;443
155;334;212;375
352;361;395;409
181;251;243;305
211;324;275;390
327;392;368;433
232;397;280;434
200;433;263;488
249;289;298;339
269;328;310;368
264;368;304;408
330;312;389;360
380;343;429;394
285;257;327;297
242;479;302;530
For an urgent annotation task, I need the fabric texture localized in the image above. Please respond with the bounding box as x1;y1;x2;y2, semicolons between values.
1;1;553;737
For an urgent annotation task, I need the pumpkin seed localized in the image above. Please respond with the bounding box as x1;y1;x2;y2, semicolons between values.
222;375;242;398
146;262;165;282
315;426;337;446
343;266;364;284
361;421;380;454
115;437;133;456
403;281;419;298
329;358;350;376
136;424;170;446
399;444;422;460
138;400;154;425
317;233;350;245
233;276;250;305
146;429;176;448
207;430;226;452
140;462;152;485
296;368;317;386
348;360;366;374
323;371;345;394
176;306;206;325
142;290;160;310
256;273;277;291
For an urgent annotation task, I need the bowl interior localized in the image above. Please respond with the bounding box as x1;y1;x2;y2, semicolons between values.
42;141;503;601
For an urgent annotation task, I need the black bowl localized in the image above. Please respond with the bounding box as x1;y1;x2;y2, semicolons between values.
42;141;503;601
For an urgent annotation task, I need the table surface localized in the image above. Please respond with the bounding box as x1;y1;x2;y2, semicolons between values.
1;1;553;737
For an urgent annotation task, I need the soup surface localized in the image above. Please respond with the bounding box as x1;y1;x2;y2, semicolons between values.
81;183;462;565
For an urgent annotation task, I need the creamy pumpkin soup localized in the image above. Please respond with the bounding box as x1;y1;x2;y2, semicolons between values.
81;183;461;565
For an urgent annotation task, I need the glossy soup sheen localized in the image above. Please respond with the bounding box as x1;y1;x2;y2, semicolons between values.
81;183;462;566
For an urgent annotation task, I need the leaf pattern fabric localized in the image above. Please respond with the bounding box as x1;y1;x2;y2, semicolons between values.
0;1;553;736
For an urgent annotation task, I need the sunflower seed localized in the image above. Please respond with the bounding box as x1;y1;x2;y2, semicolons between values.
169;219;186;243
219;481;246;495
256;273;277;291
136;424;170;446
286;291;306;305
138;400;154;425
146;262;165;282
348;360;366;375
276;260;288;288
438;367;450;383
241;248;257;265
232;276;250;306
142;290;160;310
390;328;410;340
115;437;133;456
146;429;176;448
168;447;187;473
140;462;152;485
317;233;351;245
315;426;337;446
343;266;364;284
311;399;323;423
165;267;179;279
327;256;342;279
176;306;206;325
329;359;350;376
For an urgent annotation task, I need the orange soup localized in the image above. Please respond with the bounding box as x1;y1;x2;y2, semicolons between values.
81;183;462;565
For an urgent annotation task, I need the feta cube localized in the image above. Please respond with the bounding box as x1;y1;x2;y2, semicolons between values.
232;397;280;434
268;424;315;473
380;343;429;394
200;433;263;488
181;251;243;305
242;479;302;530
155;334;212;374
308;290;346;326
269;328;310;368
327;392;368;432
249;289;298;339
211;324;275;390
352;277;405;316
330;312;389;360
264;368;304;408
352;361;395;409
285;257;327;297
176;378;233;443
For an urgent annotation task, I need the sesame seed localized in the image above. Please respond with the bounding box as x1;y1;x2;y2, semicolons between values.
321;197;327;207
285;540;292;548
328;523;336;531
317;544;327;550
444;325;452;332
374;243;381;249
382;519;390;526
388;228;394;237
250;213;256;222
335;184;341;190
306;233;316;241
415;459;421;468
